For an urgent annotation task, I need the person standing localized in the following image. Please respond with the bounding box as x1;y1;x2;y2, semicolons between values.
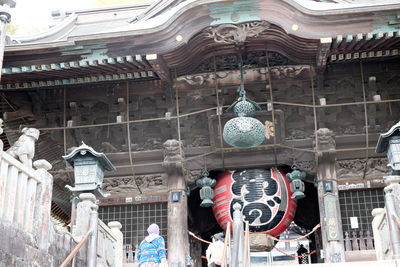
137;224;167;267
296;244;309;264
206;233;225;267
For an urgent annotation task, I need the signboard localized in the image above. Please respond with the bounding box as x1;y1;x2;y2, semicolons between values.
323;181;333;193
350;217;359;229
324;193;340;241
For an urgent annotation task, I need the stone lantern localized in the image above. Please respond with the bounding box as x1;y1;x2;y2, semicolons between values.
376;121;400;175
375;121;400;259
64;142;116;197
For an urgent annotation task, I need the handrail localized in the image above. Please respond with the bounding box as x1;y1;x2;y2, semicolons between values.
222;222;231;267
243;221;250;267
59;230;93;267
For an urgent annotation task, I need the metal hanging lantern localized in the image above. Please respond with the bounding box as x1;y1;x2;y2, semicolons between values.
223;58;265;148
196;171;216;207
286;165;306;200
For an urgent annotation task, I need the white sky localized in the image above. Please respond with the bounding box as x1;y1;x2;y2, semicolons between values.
10;0;97;36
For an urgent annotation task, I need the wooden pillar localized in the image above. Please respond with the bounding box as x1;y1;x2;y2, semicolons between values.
315;128;345;263
163;139;189;267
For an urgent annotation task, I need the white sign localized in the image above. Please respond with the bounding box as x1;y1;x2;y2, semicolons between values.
350;217;359;229
125;197;133;203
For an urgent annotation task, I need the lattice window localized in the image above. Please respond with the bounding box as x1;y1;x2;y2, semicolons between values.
339;189;385;234
98;202;168;247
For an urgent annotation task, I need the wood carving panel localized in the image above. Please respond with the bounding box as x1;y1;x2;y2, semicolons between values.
103;174;167;194
336;158;389;180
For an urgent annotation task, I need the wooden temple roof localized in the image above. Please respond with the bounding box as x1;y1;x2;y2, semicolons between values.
2;0;400;89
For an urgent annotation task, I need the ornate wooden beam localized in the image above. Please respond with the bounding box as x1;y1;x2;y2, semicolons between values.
145;54;172;84
316;37;332;70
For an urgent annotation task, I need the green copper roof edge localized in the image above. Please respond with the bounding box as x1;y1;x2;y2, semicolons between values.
2;54;147;75
329;48;398;62
0;71;156;90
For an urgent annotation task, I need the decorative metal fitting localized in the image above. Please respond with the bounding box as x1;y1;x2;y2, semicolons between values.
196;171;216;207
286;165;306;200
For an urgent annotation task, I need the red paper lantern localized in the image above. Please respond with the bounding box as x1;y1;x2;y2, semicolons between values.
212;168;297;236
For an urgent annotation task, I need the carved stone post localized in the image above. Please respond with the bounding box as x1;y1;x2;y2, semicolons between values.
315;128;345;262
73;193;97;260
383;176;400;259
231;203;244;267
33;160;53;252
163;139;189;267
108;221;124;267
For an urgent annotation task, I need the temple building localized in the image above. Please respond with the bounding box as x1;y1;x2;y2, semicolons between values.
1;0;400;265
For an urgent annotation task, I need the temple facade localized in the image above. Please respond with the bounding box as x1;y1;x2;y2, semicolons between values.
1;0;400;265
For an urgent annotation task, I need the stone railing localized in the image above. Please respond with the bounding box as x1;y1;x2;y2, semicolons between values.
0;129;124;266
344;231;375;251
73;193;123;267
372;208;392;260
98;220;124;266
124;244;136;263
0;149;53;250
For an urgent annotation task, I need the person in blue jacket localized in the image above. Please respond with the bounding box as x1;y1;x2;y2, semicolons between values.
137;224;167;267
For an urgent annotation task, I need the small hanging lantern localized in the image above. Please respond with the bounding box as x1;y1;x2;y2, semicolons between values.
223;57;265;148
196;171;216;207
286;165;306;200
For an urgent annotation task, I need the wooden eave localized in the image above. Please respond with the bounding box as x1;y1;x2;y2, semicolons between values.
327;31;400;63
1;54;160;90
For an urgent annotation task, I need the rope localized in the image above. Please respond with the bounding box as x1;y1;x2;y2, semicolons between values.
269;224;321;243
188;231;212;244
190;228;318;260
273;246;317;258
189;224;320;245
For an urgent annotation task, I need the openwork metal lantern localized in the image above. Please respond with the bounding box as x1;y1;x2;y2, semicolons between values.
196;171;216;207
286;165;306;200
64;142;116;197
223;58;265;148
376;121;400;174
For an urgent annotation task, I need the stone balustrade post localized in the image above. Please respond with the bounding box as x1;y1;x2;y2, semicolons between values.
73;193;97;260
383;176;400;259
74;193;97;235
231;203;244;267
372;208;388;260
109;221;123;267
33;159;53;252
